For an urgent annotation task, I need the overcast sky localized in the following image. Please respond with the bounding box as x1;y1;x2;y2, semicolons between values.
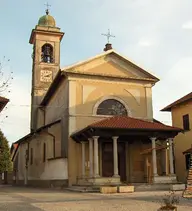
0;0;192;144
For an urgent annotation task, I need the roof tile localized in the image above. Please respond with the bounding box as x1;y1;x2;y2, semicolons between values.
90;116;181;131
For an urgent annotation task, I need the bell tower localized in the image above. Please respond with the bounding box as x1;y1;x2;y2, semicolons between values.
29;8;64;131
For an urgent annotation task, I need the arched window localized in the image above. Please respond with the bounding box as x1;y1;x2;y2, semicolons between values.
41;44;54;63
96;99;128;116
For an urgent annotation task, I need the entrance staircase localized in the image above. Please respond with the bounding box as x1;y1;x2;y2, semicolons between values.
65;185;100;193
65;182;185;193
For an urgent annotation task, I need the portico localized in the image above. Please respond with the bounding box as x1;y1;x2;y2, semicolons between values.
71;116;182;186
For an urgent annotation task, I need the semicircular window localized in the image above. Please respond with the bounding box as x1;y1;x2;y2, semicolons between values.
96;99;128;116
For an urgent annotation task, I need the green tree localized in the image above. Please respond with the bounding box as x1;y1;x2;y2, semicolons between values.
0;129;12;173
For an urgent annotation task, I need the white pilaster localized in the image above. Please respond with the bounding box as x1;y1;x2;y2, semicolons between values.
112;136;119;177
144;84;153;120
88;138;93;178
93;136;99;177
168;138;174;175
151;137;158;176
81;142;86;178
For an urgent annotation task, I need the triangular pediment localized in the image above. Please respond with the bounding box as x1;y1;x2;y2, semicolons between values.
62;50;159;81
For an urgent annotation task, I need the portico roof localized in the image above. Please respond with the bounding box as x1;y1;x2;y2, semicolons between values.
89;116;181;131
71;116;182;142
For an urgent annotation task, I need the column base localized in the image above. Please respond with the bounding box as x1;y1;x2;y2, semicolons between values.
152;175;177;184
94;174;100;178
113;174;120;178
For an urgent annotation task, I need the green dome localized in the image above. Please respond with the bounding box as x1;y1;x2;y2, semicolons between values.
38;14;56;27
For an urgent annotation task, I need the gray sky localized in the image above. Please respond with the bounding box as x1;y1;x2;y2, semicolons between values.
0;0;191;143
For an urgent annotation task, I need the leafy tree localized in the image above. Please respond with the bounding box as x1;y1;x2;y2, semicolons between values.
0;56;13;94
0;129;12;174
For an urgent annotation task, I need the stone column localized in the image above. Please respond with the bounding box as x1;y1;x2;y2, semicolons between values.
93;136;100;177
165;140;169;175
168;138;174;175
88;138;93;178
81;142;86;178
151;137;158;176
112;136;119;177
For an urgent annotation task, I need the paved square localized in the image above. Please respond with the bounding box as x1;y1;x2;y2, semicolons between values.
0;186;191;211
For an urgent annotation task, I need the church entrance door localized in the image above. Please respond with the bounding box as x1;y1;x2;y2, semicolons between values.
102;142;126;181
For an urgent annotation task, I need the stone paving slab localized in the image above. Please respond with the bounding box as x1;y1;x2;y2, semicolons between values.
0;186;191;211
32;200;191;211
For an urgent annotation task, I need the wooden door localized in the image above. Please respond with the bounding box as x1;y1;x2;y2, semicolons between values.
102;143;113;177
118;143;126;182
102;142;126;181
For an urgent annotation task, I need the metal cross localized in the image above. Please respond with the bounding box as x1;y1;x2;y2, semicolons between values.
44;2;51;14
101;29;115;44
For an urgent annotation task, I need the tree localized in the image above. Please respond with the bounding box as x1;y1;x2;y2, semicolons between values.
0;56;13;95
0;129;12;183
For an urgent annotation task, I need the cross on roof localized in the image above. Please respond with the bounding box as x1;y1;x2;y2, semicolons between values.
44;2;51;15
102;29;115;44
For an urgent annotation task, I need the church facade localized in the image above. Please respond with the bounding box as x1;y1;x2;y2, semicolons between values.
12;10;182;188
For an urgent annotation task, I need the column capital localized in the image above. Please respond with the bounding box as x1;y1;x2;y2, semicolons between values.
92;136;99;140
112;136;119;140
88;138;93;142
150;137;156;142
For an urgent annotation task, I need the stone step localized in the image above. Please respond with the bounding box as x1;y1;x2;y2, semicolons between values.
65;186;100;193
134;184;170;192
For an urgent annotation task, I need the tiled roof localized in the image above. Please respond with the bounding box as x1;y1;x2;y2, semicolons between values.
0;96;8;102
161;92;192;112
183;146;192;154
89;116;181;131
13;143;18;149
0;96;9;112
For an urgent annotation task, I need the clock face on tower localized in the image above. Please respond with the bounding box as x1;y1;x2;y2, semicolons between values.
40;70;53;82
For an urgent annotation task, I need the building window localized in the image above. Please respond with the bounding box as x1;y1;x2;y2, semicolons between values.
97;99;127;116
43;143;46;162
30;148;33;165
183;114;190;131
185;154;191;170
41;44;54;63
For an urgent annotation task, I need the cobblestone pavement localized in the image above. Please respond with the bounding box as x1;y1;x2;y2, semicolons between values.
0;186;191;211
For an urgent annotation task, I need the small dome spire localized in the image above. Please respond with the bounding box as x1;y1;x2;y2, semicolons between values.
38;9;56;27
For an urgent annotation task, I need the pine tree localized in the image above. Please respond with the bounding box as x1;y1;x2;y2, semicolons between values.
0;129;12;173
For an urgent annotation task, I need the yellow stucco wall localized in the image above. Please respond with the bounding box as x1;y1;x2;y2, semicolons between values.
45;78;69;124
171;101;192;183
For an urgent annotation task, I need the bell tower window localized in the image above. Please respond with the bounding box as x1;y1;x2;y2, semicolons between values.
41;44;54;63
